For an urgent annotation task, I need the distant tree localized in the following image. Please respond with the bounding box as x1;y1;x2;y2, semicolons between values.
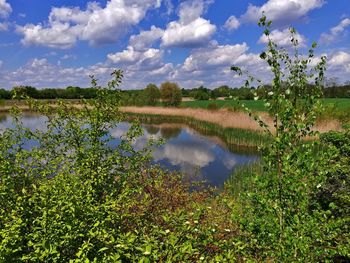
181;88;191;97
11;86;39;99
65;86;82;99
0;88;11;99
160;82;182;107
39;88;58;99
143;83;160;106
194;90;210;100
212;85;231;98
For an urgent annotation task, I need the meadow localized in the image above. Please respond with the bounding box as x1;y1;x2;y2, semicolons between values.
181;98;350;112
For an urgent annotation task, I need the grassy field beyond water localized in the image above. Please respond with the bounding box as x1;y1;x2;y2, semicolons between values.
181;98;350;112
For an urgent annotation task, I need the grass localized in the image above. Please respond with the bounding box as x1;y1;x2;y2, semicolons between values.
181;98;350;112
224;161;262;197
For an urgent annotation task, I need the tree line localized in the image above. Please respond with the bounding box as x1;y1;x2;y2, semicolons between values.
1;82;349;105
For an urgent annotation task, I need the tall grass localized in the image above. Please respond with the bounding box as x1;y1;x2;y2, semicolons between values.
224;161;262;197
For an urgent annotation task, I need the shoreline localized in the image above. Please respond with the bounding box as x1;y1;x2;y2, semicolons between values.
0;104;342;133
120;106;342;134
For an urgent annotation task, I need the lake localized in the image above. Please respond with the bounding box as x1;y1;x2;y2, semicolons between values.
0;113;259;187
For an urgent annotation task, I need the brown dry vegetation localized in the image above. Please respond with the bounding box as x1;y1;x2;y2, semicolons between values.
0;103;341;132
121;106;341;133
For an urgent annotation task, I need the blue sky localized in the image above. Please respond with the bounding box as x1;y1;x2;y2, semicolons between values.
0;0;349;89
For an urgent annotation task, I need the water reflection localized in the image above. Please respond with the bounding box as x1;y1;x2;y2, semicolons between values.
0;113;259;187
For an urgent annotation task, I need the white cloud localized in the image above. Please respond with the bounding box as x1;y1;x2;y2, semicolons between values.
16;0;162;48
329;51;350;67
0;0;12;19
258;28;307;47
61;54;77;60
17;22;82;49
224;16;240;31
181;42;249;72
161;0;216;47
169;41;270;88
320;18;350;44
0;58;115;88
241;0;324;25
129;26;164;50
108;47;163;67
164;0;174;15
0;21;8;31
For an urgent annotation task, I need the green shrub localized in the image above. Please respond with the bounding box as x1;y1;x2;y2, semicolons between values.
207;102;218;111
0;70;249;262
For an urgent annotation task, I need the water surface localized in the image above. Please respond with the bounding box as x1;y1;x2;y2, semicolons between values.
0;113;259;187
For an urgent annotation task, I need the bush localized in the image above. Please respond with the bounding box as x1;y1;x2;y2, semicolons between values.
0;70;246;262
194;91;210;100
160;82;182;107
207;102;218;111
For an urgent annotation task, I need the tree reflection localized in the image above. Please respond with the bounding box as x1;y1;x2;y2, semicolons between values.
160;127;181;140
143;125;160;135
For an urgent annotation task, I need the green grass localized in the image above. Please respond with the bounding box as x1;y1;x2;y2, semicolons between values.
181;98;350;112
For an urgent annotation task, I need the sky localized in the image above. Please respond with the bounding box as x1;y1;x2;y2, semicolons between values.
0;0;349;90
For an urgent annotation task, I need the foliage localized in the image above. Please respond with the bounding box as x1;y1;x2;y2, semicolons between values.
317;127;350;217
0;14;349;262
160;82;182;107
230;15;349;261
194;91;210;100
207;102;218;111
143;83;160;106
0;70;251;262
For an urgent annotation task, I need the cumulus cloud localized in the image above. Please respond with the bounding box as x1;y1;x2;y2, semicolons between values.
258;28;307;47
241;0;324;25
161;0;216;47
181;42;249;71
0;58;115;88
320;18;350;44
16;0;162;48
106;45;174;89
0;0;11;19
328;51;350;67
169;41;270;88
129;26;164;50
224;16;240;31
108;47;163;68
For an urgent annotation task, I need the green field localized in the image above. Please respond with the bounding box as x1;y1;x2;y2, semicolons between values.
181;98;350;112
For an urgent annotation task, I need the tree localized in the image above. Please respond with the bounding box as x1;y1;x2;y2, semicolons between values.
160;82;182;107
12;86;39;99
231;16;349;261
143;83;160;106
0;89;11;99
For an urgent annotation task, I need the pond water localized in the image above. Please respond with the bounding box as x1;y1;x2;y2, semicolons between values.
0;113;259;187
